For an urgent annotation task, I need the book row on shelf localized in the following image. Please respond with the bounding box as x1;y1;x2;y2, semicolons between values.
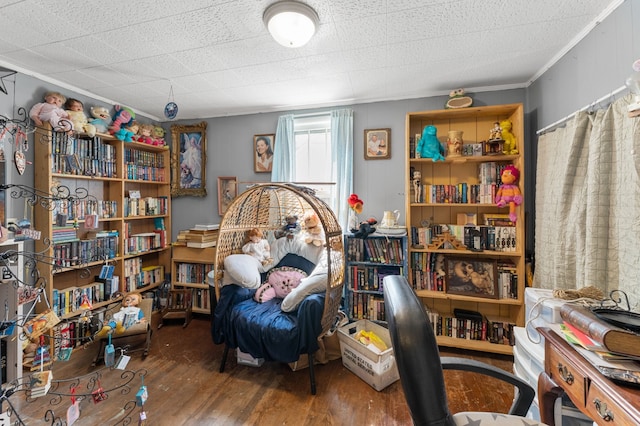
416;183;499;205
347;291;386;322
347;265;401;292
123;260;164;292
52;153;116;177
191;287;211;311
124;147;166;167
345;236;404;263
412;223;516;252
53;234;118;267
124;163;166;182
52;199;118;221
123;196;168;217
52;279;119;318
53;132;115;159
175;262;214;284
427;310;516;346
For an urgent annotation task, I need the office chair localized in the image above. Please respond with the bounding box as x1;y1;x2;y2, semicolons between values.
382;275;546;426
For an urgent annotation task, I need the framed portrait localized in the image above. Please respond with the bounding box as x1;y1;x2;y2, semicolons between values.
254;134;275;173
364;128;390;160
444;257;498;299
170;121;207;197
217;176;238;216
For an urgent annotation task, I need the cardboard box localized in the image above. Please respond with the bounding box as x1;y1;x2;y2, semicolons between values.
338;320;399;391
236;349;264;367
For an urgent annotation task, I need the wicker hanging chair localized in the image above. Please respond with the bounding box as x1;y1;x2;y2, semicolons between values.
212;183;345;394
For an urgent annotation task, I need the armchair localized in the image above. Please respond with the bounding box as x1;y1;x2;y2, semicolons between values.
382;275;546;426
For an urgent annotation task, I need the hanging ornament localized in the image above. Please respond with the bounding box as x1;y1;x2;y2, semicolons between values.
13;125;29;175
164;84;178;120
67;386;81;425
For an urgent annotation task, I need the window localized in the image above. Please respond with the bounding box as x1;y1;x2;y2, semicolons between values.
293;114;336;209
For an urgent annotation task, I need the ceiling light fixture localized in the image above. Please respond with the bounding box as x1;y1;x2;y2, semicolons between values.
263;1;319;48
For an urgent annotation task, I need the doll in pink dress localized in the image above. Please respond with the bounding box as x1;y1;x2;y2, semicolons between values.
29;91;71;130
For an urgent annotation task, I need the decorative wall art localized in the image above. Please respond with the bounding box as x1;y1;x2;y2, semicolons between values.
444;257;498;299
254;134;275;173
364;128;390;160
217;176;237;216
170;122;207;197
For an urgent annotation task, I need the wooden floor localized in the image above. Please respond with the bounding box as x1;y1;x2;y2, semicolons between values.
10;314;516;425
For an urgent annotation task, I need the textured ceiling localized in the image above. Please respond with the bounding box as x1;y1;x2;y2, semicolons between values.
0;0;621;121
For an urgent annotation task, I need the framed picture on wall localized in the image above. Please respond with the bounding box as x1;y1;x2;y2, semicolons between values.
254;134;275;173
364;128;390;160
217;176;238;216
170;121;207;197
444;257;498;299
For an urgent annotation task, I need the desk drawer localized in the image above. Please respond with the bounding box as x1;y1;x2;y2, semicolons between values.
587;382;640;425
546;342;588;406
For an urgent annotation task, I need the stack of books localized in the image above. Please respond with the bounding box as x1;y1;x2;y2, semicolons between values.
557;304;640;385
30;370;53;397
181;223;219;248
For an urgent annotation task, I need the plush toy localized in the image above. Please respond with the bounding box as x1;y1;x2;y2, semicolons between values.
302;211;324;246
275;215;300;239
495;165;522;223
136;123;155;145
253;267;306;303
445;88;473;109
96;293;146;338
242;228;272;265
109;105;135;136
64;98;97;137
29;91;71;131
416;125;445;161
500;120;518;155
89;106;112;133
152;126;166;146
354;217;377;239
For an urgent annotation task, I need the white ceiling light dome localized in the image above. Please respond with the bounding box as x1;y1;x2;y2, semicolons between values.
263;1;319;48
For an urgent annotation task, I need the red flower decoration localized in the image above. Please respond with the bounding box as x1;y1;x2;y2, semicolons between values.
348;193;363;214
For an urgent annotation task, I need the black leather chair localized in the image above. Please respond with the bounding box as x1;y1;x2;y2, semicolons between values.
382;275;546;426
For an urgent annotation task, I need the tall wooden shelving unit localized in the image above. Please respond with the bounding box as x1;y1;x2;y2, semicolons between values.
406;103;525;355
170;245;216;314
33;125;171;321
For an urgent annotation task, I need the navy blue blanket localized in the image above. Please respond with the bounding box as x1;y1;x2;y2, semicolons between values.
211;284;325;363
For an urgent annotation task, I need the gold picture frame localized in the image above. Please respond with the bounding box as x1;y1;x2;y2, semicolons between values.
170;121;207;197
217;176;237;216
364;128;390;160
254;134;275;173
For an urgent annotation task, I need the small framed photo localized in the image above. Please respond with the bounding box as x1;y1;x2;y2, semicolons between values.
444;257;498;299
217;176;238;216
170;121;207;197
364;128;390;160
254;134;275;173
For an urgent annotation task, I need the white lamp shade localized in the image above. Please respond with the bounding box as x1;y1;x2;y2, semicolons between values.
264;1;319;48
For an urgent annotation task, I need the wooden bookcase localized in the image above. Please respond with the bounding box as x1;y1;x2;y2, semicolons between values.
344;234;408;323
33;126;171;323
405;103;525;355
170;245;216;314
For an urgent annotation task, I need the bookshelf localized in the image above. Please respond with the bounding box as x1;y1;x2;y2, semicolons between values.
170;245;216;314
0;239;25;384
33;125;171;326
344;234;408;323
406;104;525;355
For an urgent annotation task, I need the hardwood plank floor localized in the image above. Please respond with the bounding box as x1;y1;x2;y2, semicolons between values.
10;315;516;425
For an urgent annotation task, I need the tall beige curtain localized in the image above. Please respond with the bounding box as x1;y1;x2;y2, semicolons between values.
535;94;640;309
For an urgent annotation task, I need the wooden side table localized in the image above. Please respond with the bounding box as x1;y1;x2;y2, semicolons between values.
537;327;640;425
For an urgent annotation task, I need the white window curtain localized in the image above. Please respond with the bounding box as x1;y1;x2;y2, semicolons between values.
271;109;354;230
534;94;640;309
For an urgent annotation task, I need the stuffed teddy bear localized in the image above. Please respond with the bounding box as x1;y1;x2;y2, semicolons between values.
416;125;445;161
302;211;324;246
96;292;146;338
275;215;300;239
152;126;166;146
495;165;522;222
89;106;111;133
29;91;71;131
253;267;306;303
354;217;377;239
242;228;272;265
64;98;96;137
500;120;518;155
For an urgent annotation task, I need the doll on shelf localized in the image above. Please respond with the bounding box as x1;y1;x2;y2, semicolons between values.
495;165;522;223
29;91;71;131
96;292;146;338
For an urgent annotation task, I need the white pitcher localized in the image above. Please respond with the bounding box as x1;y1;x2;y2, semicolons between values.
381;210;400;228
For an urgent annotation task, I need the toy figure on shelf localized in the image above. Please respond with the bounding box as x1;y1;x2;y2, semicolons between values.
412;169;422;203
96;293;146;338
29;91;71;131
500;119;518;155
489;122;503;141
495;165;522;222
109;104;135;137
416;125;445;161
152;126;166;146
242;228;272;265
136;123;155;145
65;98;97;137
89;106;112;134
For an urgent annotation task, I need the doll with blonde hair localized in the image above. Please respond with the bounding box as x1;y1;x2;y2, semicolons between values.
30;91;71;130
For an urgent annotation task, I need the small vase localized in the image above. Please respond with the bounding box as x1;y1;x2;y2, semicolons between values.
348;210;359;232
447;130;463;157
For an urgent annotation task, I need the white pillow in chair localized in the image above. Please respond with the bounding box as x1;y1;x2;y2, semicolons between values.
223;254;262;288
281;272;328;312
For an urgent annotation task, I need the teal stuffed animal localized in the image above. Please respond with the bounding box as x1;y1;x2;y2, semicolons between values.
416;125;445;161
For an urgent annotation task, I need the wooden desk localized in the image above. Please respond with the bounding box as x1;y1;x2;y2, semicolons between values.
537;327;640;426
